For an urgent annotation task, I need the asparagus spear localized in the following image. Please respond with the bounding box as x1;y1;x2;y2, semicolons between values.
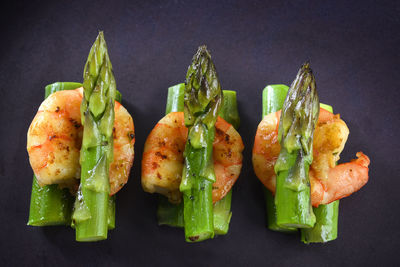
301;198;339;243
274;63;319;228
180;46;223;242
261;84;297;233
157;84;186;227
73;90;121;231
107;196;116;230
73;32;116;241
28;82;82;226
219;90;240;130
212;190;232;235
157;195;184;227
165;83;186;114
300;103;339;243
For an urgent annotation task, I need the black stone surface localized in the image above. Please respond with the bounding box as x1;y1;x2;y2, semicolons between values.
1;0;399;266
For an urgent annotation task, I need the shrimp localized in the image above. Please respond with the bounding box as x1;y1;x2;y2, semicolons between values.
109;100;135;195
252;107;370;207
141;112;244;204
27;87;135;195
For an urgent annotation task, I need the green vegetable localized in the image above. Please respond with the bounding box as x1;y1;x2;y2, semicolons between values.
261;84;297;233
73;32;116;241
27;82;81;226
274;63;319;228
213;190;232;235
158;83;186;228
157;195;184;227
107;196;116;230
262;85;339;242
165;83;185;114
301;200;339;243
180;46;223;242
158;85;237;235
320;103;332;113
262;84;289;117
219;90;240;130
300;103;339;243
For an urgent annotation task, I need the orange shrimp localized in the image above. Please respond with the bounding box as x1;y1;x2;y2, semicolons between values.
252;108;370;207
141;112;244;204
27;87;135;195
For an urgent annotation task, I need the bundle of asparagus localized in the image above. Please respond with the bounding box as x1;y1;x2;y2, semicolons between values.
158;84;239;236
253;63;370;244
261;82;339;242
141;45;243;242
27;32;130;241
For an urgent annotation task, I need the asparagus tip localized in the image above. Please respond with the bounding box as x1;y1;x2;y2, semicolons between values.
193;45;211;60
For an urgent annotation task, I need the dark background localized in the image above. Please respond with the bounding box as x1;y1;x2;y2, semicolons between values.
1;0;399;266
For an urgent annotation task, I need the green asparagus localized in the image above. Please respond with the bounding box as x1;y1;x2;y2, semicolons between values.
262;85;340;242
301;200;339;243
158;84;238;236
73;32;116;241
180;46;223;242
261;84;297;233
274;63;319;228
300;102;339;243
157;84;186;228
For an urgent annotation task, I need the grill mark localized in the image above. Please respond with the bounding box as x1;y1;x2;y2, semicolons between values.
155;151;167;159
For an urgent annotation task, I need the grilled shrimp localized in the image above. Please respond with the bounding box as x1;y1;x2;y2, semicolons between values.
252;108;370;207
27;87;135;195
141;112;244;204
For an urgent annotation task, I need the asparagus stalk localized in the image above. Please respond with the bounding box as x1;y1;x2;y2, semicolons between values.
157;195;184;227
219;90;240;130
301;103;339;243
159;84;238;235
212;190;232;235
274;63;319;228
107;196;116;230
261;84;297;233
157;84;186;227
301;197;339;243
73;32;116;241
180;46;223;242
165;83;185;114
28;82;82;226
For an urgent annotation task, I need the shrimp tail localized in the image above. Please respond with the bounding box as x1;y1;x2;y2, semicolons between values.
316;151;370;206
354;152;370;167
